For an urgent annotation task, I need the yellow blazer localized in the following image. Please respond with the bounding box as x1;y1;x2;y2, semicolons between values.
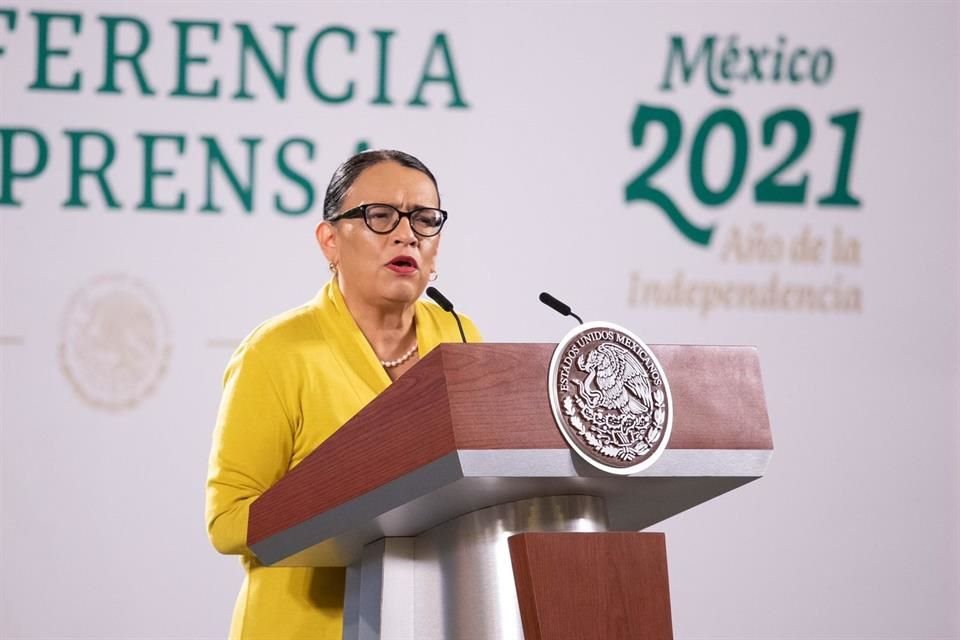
206;279;481;639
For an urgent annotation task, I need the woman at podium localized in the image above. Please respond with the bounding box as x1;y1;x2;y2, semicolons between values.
204;150;480;639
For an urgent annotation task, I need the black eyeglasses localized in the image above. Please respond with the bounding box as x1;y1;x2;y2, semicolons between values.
328;203;448;237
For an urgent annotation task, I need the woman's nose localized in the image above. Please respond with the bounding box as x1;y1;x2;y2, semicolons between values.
391;217;419;245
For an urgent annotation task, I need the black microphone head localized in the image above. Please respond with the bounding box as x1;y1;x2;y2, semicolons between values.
426;286;454;312
539;291;571;316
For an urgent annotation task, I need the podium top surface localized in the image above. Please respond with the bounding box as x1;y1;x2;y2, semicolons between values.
248;343;772;566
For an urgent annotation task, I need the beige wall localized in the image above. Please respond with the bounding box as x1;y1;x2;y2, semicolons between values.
1;1;957;638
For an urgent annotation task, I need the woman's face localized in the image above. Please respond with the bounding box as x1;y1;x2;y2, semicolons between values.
318;161;442;309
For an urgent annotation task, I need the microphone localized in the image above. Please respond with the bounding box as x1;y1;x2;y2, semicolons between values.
426;286;467;343
539;291;584;324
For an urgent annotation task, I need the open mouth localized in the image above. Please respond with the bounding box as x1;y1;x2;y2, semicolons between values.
386;255;419;274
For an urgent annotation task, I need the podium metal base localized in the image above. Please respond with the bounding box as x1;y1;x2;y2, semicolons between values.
343;495;608;640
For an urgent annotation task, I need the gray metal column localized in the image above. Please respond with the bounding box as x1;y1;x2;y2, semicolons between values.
344;494;608;640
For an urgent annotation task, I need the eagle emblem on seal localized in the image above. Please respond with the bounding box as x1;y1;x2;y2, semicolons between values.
549;322;672;474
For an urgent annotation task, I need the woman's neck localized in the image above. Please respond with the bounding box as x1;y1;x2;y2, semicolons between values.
338;280;417;361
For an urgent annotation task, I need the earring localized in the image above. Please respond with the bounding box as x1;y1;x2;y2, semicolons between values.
429;270;438;281
329;262;338;275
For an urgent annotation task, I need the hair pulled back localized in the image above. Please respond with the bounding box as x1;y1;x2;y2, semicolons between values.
322;149;439;220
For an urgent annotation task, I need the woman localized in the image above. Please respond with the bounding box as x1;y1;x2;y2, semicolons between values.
205;150;481;639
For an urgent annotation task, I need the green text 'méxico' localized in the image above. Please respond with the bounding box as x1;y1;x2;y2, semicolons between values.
659;34;834;97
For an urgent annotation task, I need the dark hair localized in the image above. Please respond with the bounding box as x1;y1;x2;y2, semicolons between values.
322;149;439;220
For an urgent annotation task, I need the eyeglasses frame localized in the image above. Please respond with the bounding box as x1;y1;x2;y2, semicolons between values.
328;203;448;237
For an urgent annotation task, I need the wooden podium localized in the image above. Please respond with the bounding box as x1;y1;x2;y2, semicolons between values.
248;343;772;639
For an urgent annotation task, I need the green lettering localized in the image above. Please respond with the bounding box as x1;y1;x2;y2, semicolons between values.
658;35;728;96
29;11;82;91
689;108;748;206
97;15;154;95
0;9;18;57
136;133;187;211
170;20;220;98
305;26;355;103
233;22;294;101
0;127;49;207
788;48;809;83
371;29;394;106
274;138;315;216
754;108;811;205
201;136;260;213
625;104;714;246
409;33;468;108
817;111;861;207
63;129;121;209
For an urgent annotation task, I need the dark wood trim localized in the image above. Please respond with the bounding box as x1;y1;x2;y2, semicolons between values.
510;532;673;640
440;343;772;451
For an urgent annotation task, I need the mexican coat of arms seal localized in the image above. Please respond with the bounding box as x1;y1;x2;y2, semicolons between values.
548;322;673;474
60;273;172;411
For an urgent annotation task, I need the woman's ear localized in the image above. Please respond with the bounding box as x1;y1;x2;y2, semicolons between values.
316;221;339;264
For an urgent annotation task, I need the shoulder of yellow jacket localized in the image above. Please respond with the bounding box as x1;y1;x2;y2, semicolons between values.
235;300;321;357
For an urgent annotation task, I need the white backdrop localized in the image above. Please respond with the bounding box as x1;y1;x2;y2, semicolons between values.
1;1;958;639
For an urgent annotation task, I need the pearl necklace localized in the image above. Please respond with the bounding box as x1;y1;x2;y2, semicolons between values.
379;342;418;368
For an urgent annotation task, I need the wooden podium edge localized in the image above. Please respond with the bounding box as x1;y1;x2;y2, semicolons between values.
509;532;674;640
